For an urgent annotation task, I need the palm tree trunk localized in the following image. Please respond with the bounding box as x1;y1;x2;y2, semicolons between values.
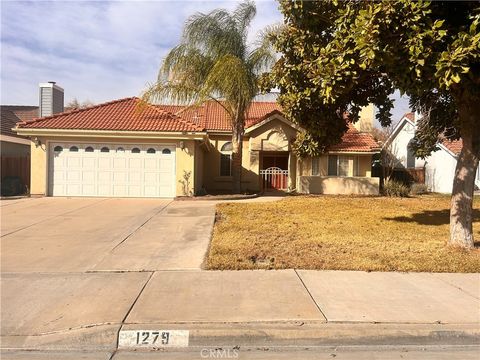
231;113;245;194
449;102;480;249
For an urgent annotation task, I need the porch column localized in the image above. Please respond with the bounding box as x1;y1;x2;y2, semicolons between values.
288;152;296;190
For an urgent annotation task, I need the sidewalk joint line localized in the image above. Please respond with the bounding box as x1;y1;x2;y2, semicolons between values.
110;271;155;360
109;201;172;253
294;269;329;323
431;274;480;300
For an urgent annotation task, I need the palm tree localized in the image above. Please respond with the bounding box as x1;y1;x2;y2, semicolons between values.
143;1;276;193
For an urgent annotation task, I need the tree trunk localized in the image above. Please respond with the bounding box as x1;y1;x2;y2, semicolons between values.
449;105;480;249
231;113;245;194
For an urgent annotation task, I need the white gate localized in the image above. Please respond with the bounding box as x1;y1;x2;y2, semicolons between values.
260;167;288;190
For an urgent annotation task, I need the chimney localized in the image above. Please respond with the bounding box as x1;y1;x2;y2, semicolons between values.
39;81;64;117
353;103;374;132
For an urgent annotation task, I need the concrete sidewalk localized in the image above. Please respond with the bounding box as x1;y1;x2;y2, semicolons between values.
1;270;478;352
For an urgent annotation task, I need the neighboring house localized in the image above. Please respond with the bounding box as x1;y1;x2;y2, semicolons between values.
15;95;380;198
386;112;480;193
0;105;38;193
1;105;37;156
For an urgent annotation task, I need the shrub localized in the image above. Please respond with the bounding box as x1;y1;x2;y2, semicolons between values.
410;183;429;195
383;180;410;197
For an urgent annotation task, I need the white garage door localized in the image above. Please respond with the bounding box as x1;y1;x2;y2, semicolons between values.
49;143;175;198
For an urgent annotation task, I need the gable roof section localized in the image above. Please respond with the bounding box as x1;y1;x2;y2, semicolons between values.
155;101;282;131
1;105;38;138
16;97;203;133
440;139;462;156
385;112;464;157
329;125;381;153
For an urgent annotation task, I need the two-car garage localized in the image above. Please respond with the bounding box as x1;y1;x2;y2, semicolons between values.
49;143;176;198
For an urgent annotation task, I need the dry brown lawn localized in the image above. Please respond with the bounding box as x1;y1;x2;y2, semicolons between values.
206;195;480;272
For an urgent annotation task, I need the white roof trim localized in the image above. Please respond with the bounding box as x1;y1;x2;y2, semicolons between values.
14;127;206;140
437;142;458;158
383;115;415;149
383;115;459;158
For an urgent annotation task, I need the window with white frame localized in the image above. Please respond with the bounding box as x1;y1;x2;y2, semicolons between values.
220;142;233;176
327;155;359;176
312;157;320;175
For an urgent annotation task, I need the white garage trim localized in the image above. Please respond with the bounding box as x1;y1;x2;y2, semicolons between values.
48;142;176;198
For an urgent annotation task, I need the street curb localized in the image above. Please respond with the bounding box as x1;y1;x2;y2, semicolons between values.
119;322;480;348
2;322;479;351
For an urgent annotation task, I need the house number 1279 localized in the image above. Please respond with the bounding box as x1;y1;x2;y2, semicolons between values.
136;331;170;345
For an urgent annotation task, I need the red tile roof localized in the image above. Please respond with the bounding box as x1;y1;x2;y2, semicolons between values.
17;97;203;132
155;101;282;131
403;112;415;122
16;97;379;153
328;125;381;152
441;139;462;155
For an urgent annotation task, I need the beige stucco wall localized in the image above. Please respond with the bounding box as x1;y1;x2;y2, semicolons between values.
298;176;380;195
28;136;196;197
30;140;47;195
202;136;259;192
176;140;195;196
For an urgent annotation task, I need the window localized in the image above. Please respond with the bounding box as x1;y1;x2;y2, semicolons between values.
147;148;156;154
312;157;320;176
220;154;232;176
85;146;94;152
328;155;338;176
221;142;233;151
54;146;63;152
69;146;79;152
116;147;125;153
338;157;349;176
100;147;110;153
407;139;416;168
327;155;359;177
162;148;171;154
220;142;232;176
131;147;141;154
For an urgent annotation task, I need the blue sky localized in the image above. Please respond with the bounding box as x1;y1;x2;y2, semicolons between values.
1;0;410;123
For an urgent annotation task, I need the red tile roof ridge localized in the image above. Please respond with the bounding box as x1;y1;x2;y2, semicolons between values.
148;103;205;132
17;97;138;126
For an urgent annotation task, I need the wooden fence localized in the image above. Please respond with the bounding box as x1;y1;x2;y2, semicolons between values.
1;156;30;192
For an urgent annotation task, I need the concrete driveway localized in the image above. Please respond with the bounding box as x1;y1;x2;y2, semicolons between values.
1;197;215;272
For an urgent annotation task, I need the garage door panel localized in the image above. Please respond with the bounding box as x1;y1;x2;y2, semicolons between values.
82;157;96;167
66;171;81;181
113;185;128;196
114;172;128;182
144;186;158;197
98;157;111;168
82;184;96;195
50;143;175;198
82;171;96;182
129;186;142;197
129;158;142;168
67;157;81;167
130;172;142;182
144;158;157;169
113;158;127;169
